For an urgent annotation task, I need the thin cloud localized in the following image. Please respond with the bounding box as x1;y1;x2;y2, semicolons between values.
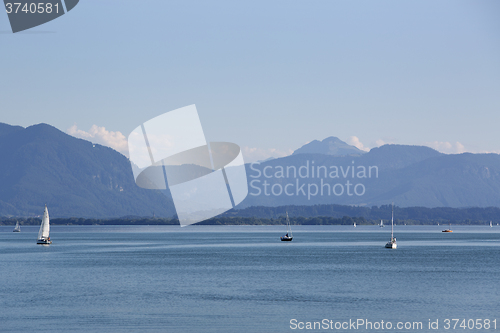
477;149;500;154
346;136;395;151
374;136;397;147
347;136;369;152
67;124;129;156
425;141;465;154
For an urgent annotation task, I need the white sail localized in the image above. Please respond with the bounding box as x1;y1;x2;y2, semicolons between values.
38;205;50;239
281;212;293;241
37;219;43;239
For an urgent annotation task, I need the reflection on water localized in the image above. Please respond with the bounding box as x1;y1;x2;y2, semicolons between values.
0;225;499;332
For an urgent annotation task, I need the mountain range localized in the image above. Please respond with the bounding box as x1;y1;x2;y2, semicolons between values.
0;122;499;217
241;141;500;208
0;123;175;217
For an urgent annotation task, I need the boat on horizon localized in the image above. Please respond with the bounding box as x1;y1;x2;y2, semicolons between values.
442;222;453;233
353;222;356;228
13;220;20;232
379;220;384;227
490;221;493;228
37;205;52;245
280;212;293;241
385;203;397;249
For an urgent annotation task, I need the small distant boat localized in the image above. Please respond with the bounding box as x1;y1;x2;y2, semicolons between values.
353;222;356;228
379;220;384;227
490;221;493;228
280;212;293;241
37;205;52;245
385;203;397;249
13;221;21;232
442;222;453;233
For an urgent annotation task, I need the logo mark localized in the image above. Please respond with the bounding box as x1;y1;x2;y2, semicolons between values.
4;0;79;33
127;105;248;226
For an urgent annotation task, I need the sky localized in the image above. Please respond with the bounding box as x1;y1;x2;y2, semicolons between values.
1;0;499;162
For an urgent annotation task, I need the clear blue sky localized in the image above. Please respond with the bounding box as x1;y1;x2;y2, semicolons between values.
1;0;499;160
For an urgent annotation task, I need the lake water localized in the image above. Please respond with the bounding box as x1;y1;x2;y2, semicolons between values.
1;225;499;332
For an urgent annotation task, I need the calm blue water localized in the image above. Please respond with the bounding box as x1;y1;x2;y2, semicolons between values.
1;225;499;332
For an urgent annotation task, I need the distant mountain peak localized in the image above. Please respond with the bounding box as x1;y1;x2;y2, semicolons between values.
322;136;344;144
292;136;366;156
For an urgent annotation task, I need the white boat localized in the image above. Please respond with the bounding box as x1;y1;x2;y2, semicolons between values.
385;203;397;249
280;212;293;241
37;205;52;245
353;222;356;228
13;220;20;232
490;221;493;228
379;220;384;227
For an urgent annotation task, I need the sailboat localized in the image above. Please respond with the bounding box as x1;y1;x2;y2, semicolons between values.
37;205;52;245
353;222;356;228
13;221;20;232
379;220;384;227
385;203;397;249
280;212;293;241
442;222;453;233
490;221;493;228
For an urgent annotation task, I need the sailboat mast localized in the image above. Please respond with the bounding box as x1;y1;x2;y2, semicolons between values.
391;203;394;239
286;212;292;237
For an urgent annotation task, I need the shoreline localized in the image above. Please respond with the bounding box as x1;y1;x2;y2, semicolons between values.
1;216;497;226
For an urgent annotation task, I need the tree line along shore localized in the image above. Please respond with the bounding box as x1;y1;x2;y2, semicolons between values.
0;215;497;226
2;204;500;226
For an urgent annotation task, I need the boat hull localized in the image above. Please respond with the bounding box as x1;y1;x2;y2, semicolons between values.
442;230;453;233
280;236;293;241
37;238;52;245
385;242;397;249
13;230;20;232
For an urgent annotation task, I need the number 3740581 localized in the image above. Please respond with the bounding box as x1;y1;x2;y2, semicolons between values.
443;319;497;330
5;3;60;14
